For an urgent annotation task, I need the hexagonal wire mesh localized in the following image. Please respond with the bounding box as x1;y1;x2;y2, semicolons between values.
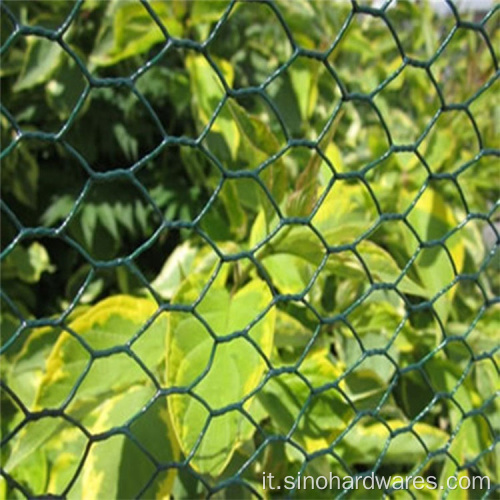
0;0;499;498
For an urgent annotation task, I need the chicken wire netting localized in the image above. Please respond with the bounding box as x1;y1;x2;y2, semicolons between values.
0;0;499;498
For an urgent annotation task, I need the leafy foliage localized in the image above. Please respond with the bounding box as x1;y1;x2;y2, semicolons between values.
1;0;499;498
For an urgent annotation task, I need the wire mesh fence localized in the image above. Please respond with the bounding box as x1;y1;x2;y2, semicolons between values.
1;0;499;498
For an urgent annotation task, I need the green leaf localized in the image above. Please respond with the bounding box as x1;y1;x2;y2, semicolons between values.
274;309;312;348
5;326;58;409
258;233;426;300
150;242;197;299
81;203;98;251
14;38;63;91
222;99;288;222
44;426;87;496
425;358;496;479
324;141;345;173
227;96;284;155
263;225;325;268
345;297;414;353
2;144;39;208
112;123;138;162
344;369;393;411
4;417;82;481
46;57;86;120
4;296;167;480
340;419;449;465
329;240;427;297
35;296;165;410
186;54;239;159
167;278;275;476
259;349;353;453
97;201;120;242
90;1;183;67
289;58;319;121
406;188;465;322
68;387;179;499
65;264;104;305
261;252;314;295
41;194;75;227
421;129;455;172
2;242;55;284
225;99;288;215
188;1;232;33
7;385;179;498
218;180;248;240
7;448;47;497
286;149;323;218
0;313;22;362
151;241;240;302
312;182;378;245
253;183;378;273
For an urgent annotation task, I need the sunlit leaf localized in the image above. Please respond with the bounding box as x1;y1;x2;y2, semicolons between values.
14;38;63;91
167;278;275;475
2;242;55;284
406;188;465;322
90;1;182;67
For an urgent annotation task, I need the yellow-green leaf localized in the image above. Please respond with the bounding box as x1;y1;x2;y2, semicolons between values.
167;279;275;475
406;188;465;323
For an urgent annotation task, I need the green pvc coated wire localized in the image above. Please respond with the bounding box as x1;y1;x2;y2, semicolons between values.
0;0;499;498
